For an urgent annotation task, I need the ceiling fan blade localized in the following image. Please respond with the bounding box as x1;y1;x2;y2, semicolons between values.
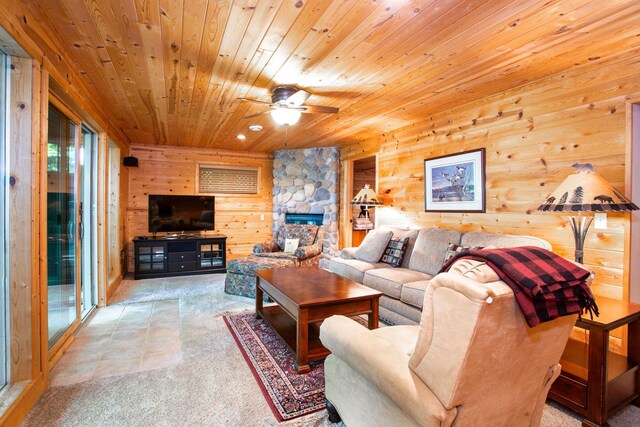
301;105;339;114
237;97;273;106
286;90;311;106
242;111;271;119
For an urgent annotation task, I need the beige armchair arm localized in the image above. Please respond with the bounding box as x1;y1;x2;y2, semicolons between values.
320;316;455;426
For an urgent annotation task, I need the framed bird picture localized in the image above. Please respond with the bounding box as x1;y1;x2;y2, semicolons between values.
424;148;486;213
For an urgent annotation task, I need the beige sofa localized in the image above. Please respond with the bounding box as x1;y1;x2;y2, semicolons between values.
320;258;577;426
326;227;551;325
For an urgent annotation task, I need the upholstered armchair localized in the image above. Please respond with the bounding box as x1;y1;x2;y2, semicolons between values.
319;259;577;427
253;223;324;266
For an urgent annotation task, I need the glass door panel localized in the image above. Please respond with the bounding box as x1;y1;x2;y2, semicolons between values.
47;104;78;347
80;126;98;317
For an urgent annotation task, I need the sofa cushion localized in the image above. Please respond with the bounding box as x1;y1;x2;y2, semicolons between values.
291;225;320;247
380;237;410;268
328;257;387;283
340;247;357;259
275;224;320;249
363;268;432;299
442;243;484;264
460;231;551;250
401;280;432;309
354;229;393;263
381;227;420;268
379;295;422;323
408;228;463;276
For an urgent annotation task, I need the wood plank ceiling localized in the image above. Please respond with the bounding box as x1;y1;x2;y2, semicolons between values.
31;0;640;152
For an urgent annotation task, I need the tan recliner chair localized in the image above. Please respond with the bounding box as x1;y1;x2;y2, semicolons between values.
319;259;577;427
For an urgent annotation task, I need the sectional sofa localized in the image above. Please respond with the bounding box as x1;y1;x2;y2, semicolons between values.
325;227;551;325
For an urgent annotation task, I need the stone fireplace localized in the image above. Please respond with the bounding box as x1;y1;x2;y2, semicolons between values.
272;148;340;256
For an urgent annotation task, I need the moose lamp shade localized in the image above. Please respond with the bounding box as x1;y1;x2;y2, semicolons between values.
351;184;383;223
351;184;383;206
537;163;638;263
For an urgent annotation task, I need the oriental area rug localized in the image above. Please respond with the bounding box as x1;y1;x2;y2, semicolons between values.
224;311;368;422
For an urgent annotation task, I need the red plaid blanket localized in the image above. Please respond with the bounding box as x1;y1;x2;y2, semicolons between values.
440;246;599;327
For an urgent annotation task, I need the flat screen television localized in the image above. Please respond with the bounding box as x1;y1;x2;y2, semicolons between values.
148;195;215;233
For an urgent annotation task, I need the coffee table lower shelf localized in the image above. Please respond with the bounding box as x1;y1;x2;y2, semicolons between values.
258;305;330;364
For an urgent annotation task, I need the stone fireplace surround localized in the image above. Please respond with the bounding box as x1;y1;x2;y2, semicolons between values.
272;148;340;257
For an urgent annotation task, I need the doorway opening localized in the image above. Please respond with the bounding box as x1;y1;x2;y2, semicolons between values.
351;157;377;247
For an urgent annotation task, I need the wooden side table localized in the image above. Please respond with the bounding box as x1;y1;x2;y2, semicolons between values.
548;296;640;426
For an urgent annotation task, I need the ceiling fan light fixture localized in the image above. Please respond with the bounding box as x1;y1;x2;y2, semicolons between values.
270;108;301;126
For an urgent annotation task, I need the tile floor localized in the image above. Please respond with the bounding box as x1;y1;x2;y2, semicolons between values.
49;299;182;387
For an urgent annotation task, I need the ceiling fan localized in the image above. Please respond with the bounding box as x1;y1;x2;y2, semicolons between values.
238;86;339;126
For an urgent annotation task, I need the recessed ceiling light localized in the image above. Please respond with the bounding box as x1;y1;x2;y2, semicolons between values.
237;134;246;140
248;125;263;132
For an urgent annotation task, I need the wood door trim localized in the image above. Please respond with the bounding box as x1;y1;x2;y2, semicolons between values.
625;98;640;304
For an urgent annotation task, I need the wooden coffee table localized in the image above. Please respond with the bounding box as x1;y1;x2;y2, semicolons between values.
255;266;382;373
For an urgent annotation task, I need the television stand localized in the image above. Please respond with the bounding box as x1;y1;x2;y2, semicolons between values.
133;234;227;279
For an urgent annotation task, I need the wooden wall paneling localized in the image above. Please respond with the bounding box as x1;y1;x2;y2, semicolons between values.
624;97;640;303
8;56;34;383
245;0;580;150
158;0;183;146
30;57;43;383
340;49;640;304
37;68;49;388
107;143;122;283
36;0;140;132
182;1;232;146
16;1;131;146
204;0;379;147
132;0;169;145
339;159;353;249
175;0;208;145
198;0;301;147
292;2;633;150
119;149;129;281
107;0;158;126
13;0;639;150
125;145;273;271
97;132;108;306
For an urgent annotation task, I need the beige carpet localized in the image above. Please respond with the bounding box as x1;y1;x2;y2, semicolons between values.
23;274;640;426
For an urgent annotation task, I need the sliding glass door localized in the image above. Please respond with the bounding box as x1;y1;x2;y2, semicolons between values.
80;126;98;317
47;104;78;346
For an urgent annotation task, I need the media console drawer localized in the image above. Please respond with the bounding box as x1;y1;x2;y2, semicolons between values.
168;252;196;262
168;261;197;272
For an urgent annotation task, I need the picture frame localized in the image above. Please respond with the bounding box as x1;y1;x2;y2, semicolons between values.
424;148;486;213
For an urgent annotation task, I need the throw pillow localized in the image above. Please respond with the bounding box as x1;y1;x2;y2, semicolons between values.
442;243;484;264
284;238;300;254
354;229;393;263
380;237;410;268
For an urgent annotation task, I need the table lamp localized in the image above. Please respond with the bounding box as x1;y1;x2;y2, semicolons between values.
537;163;638;263
351;184;383;222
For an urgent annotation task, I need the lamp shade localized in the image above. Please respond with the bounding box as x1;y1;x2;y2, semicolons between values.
270;108;301;126
537;163;638;212
351;184;383;206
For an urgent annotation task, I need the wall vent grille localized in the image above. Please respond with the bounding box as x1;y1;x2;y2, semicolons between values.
197;164;259;194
